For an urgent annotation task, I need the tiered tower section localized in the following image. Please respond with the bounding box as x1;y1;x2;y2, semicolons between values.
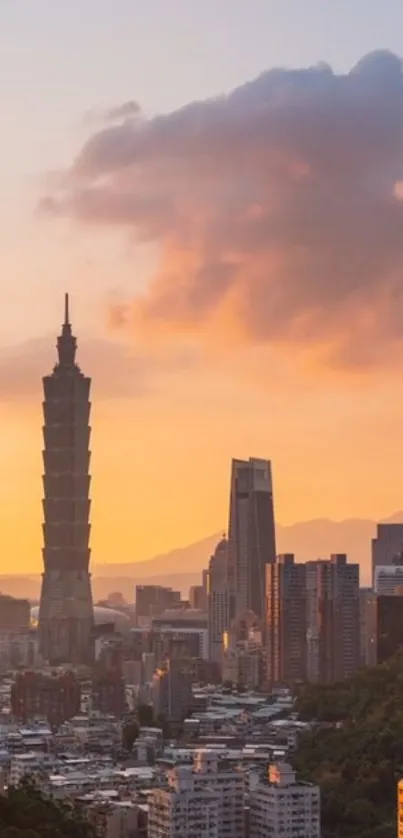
38;295;94;665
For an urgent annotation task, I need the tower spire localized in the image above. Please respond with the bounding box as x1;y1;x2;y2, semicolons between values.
57;293;77;366
64;292;70;326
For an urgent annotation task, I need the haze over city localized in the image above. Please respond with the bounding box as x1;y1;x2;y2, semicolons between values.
2;1;403;574
3;6;403;838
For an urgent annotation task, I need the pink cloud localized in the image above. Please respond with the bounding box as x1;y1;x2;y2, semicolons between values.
42;50;403;369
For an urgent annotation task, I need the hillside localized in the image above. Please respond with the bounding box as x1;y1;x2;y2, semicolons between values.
0;781;94;836
294;655;403;837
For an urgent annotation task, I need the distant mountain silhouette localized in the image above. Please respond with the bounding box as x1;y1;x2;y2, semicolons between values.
93;510;403;592
92;533;221;579
3;513;403;601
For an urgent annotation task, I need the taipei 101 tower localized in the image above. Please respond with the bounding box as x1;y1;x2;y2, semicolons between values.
38;295;94;665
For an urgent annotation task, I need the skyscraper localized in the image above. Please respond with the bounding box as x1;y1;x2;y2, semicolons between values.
372;523;403;587
375;565;403;595
227;458;276;621
207;537;230;665
38;295;94;666
266;554;307;686
306;555;360;684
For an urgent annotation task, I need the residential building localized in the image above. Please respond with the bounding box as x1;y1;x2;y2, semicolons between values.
306;555;360;684
359;588;377;668
11;670;81;727
377;596;403;664
0;630;38;669
372;523;403;587
149;749;244;838
9;753;58;787
189;584;207;611
86;801;139;838
92;673;126;717
222;613;263;689
266;555;307;686
135;586;181;623
250;762;320;838
193;750;244;838
208;537;230;665
142;652;156;681
151;659;192;723
0;596;30;631
227;458;276;622
152;610;208;660
222;640;262;690
38;294;94;666
0;595;33;669
92;639;126;716
149;764;219;838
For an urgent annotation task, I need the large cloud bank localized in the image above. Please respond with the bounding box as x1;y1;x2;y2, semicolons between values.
44;50;403;368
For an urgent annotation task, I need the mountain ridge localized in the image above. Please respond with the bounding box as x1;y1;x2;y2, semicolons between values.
2;513;403;600
93;510;403;579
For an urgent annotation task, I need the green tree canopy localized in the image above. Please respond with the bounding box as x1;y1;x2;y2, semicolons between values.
294;653;403;838
0;782;95;838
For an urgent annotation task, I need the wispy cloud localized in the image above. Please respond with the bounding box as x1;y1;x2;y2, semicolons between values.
0;335;195;401
83;100;141;128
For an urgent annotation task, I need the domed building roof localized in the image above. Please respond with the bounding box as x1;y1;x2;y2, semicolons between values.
30;605;131;635
214;536;228;554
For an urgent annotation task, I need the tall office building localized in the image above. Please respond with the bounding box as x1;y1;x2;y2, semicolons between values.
227;458;276;621
208;537;230;664
306;555;360;684
38;295;94;665
372;523;403;586
266;555;307;686
375;565;403;595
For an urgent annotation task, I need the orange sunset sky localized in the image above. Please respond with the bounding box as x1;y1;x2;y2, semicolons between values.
2;3;403;573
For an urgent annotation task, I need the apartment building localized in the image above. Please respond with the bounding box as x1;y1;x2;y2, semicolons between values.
250;762;320;838
266;555;307;686
149;749;244;838
306;555;360;683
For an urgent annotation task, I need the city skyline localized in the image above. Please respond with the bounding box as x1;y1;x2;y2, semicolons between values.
3;4;403;572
